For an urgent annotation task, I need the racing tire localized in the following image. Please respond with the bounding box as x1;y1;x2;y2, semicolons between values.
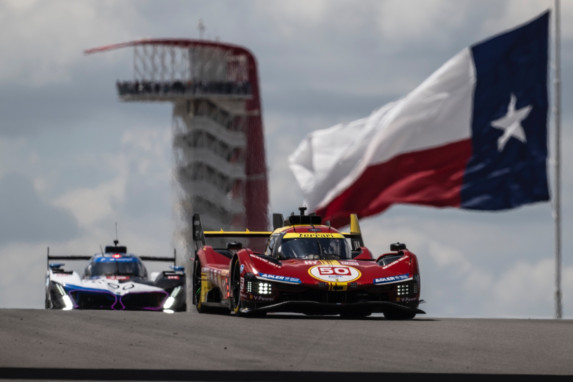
229;258;243;315
193;257;210;314
229;259;266;318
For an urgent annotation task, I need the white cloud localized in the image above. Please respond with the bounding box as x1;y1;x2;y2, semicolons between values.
54;175;126;228
252;0;329;38
489;259;554;315
121;128;171;182
52;127;172;228
0;241;47;308
0;0;139;85
374;0;467;48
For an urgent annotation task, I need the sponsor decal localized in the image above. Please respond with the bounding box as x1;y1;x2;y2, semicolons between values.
304;260;319;265
257;273;301;284
240;264;245;274
283;233;345;239
373;274;410;285
308;265;361;283
251;295;275;302
95;257;137;263
106;275;130;280
382;255;408;269
250;254;282;268
340;261;359;266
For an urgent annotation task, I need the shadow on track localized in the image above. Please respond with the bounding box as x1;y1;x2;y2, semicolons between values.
211;311;437;321
0;368;569;382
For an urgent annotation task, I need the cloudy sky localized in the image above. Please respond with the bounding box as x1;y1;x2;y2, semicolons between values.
0;0;571;318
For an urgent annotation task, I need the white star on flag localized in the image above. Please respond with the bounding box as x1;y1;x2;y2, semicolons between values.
491;94;532;151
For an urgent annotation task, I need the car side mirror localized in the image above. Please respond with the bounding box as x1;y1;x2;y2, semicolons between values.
390;242;406;251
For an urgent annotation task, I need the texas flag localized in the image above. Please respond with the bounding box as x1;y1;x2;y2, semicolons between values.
289;11;550;228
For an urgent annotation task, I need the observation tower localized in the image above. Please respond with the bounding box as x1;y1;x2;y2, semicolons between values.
86;39;269;249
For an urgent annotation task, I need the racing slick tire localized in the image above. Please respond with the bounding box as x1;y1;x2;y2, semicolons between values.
193;257;211;314
229;258;243;315
229;258;265;318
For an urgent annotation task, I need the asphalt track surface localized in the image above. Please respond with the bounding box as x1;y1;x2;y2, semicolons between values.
0;309;572;382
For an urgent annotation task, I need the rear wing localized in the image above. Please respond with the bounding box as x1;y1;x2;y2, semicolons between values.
192;214;271;251
340;213;365;251
140;253;177;264
192;211;365;252
46;247;178;267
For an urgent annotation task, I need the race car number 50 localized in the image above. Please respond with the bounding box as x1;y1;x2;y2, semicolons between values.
318;267;350;275
308;265;361;283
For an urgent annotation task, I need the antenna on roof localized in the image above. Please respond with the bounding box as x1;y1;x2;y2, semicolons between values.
198;19;205;39
115;222;119;245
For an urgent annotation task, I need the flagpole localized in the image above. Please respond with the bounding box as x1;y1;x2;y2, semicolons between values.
553;0;562;319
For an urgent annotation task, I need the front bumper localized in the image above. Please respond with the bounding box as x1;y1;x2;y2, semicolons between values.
250;300;425;316
240;277;423;316
47;281;185;311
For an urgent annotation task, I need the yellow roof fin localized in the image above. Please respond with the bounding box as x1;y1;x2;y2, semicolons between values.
349;213;361;235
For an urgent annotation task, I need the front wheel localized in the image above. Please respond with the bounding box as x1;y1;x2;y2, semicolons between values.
229;260;266;317
229;259;242;315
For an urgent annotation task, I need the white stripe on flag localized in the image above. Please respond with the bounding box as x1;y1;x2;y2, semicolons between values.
289;48;476;211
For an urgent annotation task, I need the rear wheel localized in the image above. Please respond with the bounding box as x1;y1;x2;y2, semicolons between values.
193;257;209;313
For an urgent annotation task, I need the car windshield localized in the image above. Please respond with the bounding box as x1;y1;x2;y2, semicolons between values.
89;259;146;277
278;238;352;260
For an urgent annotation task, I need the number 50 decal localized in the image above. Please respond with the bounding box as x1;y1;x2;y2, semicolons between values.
318;266;350;276
309;265;361;282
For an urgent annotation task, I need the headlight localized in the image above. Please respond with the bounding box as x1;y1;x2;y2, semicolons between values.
257;282;272;295
56;283;74;310
62;295;74;310
247;280;272;295
396;283;410;296
395;281;419;296
163;286;182;310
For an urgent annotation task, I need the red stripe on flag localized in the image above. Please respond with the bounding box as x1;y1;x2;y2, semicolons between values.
316;139;473;227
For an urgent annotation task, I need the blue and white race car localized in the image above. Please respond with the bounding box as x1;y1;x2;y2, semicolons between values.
45;241;185;312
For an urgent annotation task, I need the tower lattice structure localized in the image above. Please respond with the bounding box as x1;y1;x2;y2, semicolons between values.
86;39;269;251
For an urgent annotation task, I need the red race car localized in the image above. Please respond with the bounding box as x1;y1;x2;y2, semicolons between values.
192;207;425;319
